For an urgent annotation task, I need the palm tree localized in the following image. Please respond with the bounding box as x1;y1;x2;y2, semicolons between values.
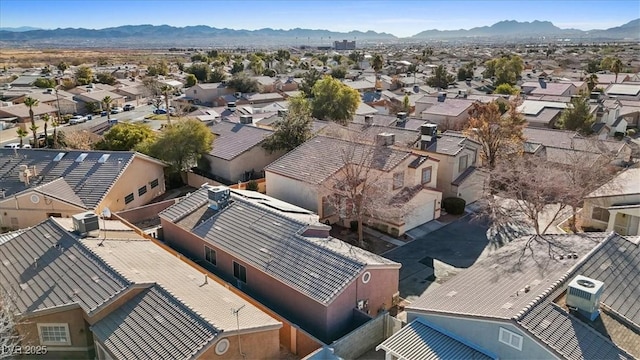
102;96;113;121
161;85;172;125
611;58;623;83
23;96;39;148
51;118;60;149
586;74;599;92
16;128;28;147
41;113;50;147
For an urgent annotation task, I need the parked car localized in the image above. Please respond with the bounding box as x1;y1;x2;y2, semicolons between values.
69;115;86;125
111;107;123;114
3;143;31;149
154;108;167;114
107;118;119;125
123;104;135;111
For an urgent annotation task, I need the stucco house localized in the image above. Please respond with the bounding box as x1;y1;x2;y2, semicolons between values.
159;186;401;343
0;102;57;130
266;134;443;236
415;95;476;129
0;149;166;230
0;218;281;360
73;90;125;113
202;120;284;183
378;232;639;360
581;168;640;235
183;83;232;105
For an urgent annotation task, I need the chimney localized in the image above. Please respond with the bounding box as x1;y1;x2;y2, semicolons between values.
227;102;236;112
207;186;231;210
437;92;447;102
18;165;32;185
376;133;395;146
566;275;604;321
420;123;438;150
364;115;374;126
538;77;547;89
32;165;37;177
458;89;467;98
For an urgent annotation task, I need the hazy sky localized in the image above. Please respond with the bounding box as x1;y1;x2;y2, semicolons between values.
1;0;638;37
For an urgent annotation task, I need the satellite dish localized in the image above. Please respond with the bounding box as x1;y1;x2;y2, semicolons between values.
101;207;111;219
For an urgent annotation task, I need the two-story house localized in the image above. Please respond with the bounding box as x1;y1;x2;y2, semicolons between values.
377;232;639;360
183;83;232;106
0;149;166;230
265;134;443;236
159;186;401;343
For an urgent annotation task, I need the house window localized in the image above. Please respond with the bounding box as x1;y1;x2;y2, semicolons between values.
47;213;62;218
193;89;197;94
138;185;147;196
393;172;404;189
150;178;159;189
204;246;216;266
124;193;134;204
38;323;71;346
233;261;246;283
592;207;610;222
458;155;469;173
421;166;432;184
498;327;523;351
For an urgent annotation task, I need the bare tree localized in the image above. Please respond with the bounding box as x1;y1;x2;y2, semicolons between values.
1;289;23;359
60;129;102;150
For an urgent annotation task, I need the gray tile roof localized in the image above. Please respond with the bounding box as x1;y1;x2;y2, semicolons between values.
586;168;640;198
208;120;273;160
0;219;131;315
377;318;494;360
33;177;86;208
426;131;469;156
422;98;475;117
265;135;411;185
0;149;135;209
160;188;398;304
91;285;218;360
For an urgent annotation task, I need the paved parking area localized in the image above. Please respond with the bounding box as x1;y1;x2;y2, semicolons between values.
383;215;491;303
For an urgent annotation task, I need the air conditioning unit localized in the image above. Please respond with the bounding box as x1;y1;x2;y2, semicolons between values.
72;212;100;234
566;275;604;321
239;115;253;124
207;186;231;210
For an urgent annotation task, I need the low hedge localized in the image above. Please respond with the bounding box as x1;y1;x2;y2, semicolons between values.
442;197;466;215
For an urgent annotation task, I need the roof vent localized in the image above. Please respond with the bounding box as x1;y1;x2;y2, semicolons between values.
566;275;604;321
364;114;374;125
437;92;447;102
207;186;231;210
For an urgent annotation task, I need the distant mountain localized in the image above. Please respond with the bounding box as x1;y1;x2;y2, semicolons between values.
411;19;639;40
0;24;396;48
0;26;42;32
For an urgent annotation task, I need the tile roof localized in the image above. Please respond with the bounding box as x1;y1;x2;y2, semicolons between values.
160;188;399;304
586;168;640;198
377;318;494;360
33;177;86;208
91;285;218;360
451;166;477;186
0;102;57;118
426;131;475;156
421;98;475;117
0;149;135;209
265;135;411;185
208;121;273;160
606;84;640;96
0;220;131;315
82;235;280;332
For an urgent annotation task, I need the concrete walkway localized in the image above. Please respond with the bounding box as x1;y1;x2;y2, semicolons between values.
362;226;406;246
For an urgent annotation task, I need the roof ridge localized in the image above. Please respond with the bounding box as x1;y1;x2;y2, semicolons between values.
512;232;619;321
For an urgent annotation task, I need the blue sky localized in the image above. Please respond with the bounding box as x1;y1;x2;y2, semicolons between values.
0;0;638;37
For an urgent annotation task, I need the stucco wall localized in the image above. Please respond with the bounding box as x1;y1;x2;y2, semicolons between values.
265;172;319;212
201;330;280;360
582;193;640;230
0;192;85;229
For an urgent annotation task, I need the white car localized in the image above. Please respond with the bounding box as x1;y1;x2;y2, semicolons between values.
111;107;123;114
3;143;31;149
69;115;86;125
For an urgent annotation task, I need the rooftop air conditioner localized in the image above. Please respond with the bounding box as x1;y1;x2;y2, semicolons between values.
566;275;604;321
72;212;100;234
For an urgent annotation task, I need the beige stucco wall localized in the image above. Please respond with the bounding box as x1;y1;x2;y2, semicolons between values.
582;193;640;230
0;192;85;229
265;172;319;212
206;146;284;183
201;330;281;360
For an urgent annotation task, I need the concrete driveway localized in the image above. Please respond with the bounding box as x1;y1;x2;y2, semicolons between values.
383;215;490;303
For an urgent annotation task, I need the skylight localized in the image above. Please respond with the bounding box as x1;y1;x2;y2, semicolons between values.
98;154;110;163
75;153;88;162
53;152;66;161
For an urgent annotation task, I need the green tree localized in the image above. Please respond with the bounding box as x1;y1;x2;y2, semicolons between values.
317;54;329;66
348;51;364;67
494;83;519;95
16;127;28;148
95;123;156;151
227;73;260;93
263;95;313;153
457;63;475;81
85;101;100;115
427;65;455;89
96;72;117;85
600;57;614;73
371;54;384;75
250;57;265;76
185;73;198;87
206;49;219;59
299;68;322;98
611;58;623;83
483;55;524;85
187;63;211;82
586;74;599;92
160;85;173;125
102;96;113;121
330;66;347;79
275;49;291;62
208;68;226;83
24;97;39;148
311;76;360;125
585;59;601;74
75;66;93;85
147;119;214;174
56;61;69;73
463;99;526;169
147;60;169;76
230;61;244;74
41;113;50;147
33;77;57;88
557;95;595;135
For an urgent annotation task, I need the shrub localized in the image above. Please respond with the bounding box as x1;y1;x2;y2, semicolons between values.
442;197;466;215
246;180;259;191
350;220;358;232
627;128;636;137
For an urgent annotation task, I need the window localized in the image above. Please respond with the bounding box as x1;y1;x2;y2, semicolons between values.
421;166;432;184
150;178;159;189
458;154;469;173
38;323;71;345
124;193;134;204
47;213;62;218
233;261;246;283
592;207;610;222
138;185;147;196
393;172;404;189
204;246;216;266
498;327;523;351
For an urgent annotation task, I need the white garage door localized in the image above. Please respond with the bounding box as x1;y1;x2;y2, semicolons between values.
404;199;435;231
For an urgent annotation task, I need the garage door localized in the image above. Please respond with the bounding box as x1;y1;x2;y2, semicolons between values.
404;199;435;231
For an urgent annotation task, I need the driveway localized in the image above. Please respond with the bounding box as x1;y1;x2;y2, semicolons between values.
383;215;490;302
